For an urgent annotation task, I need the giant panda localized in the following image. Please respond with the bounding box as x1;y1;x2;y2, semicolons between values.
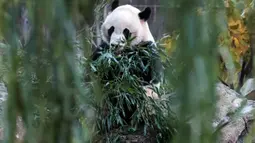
91;0;163;126
92;0;163;98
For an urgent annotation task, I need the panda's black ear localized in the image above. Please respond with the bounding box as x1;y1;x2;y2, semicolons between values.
111;0;119;11
138;7;151;21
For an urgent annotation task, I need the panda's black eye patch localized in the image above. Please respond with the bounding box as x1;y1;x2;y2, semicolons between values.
123;28;131;40
108;26;114;37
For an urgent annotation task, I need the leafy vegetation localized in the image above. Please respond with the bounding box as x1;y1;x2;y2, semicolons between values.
0;0;255;143
162;0;254;90
85;39;177;142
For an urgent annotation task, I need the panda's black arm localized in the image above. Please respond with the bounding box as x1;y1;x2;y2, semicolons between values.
91;41;109;61
151;56;163;85
146;42;163;87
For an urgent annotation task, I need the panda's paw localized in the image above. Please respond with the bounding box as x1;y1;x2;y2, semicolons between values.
143;86;159;99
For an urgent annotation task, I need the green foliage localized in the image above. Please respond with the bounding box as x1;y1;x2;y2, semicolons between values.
218;0;252;89
165;0;222;142
2;0;255;142
85;40;177;142
0;0;98;143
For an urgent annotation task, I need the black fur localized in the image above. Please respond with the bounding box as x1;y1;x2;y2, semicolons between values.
108;26;115;37
123;28;131;40
138;7;151;21
111;0;119;11
91;41;109;61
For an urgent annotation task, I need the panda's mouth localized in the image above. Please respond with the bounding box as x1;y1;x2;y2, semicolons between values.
110;43;126;55
113;46;124;55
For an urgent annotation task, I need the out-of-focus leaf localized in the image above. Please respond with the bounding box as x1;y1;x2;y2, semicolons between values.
218;0;251;89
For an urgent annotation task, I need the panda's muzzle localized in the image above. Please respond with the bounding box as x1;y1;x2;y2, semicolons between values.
110;41;125;49
110;39;125;47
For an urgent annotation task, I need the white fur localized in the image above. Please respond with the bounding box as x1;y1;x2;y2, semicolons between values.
101;5;155;46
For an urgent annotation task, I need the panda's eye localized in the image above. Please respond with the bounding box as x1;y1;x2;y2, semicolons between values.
123;28;131;40
108;26;114;37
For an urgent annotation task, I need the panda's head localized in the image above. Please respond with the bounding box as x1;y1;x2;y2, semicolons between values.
101;0;155;48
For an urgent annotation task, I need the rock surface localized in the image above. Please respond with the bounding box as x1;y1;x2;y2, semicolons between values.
215;83;255;143
0;82;7;103
240;78;255;100
0;82;25;142
0;82;7;128
0;82;7;140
